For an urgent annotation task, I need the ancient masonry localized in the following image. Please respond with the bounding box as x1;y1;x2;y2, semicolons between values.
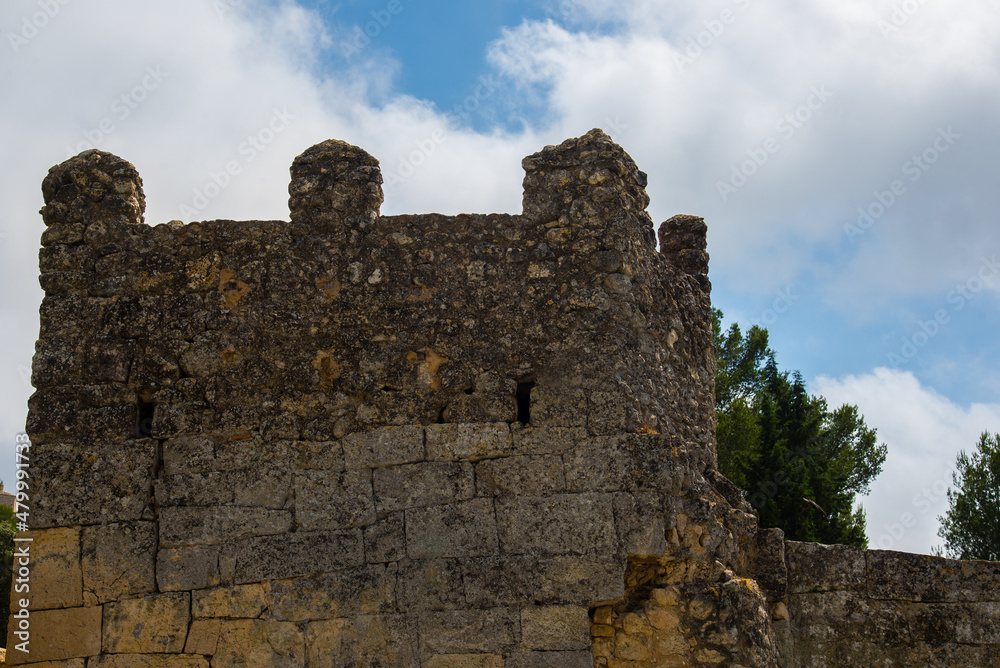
8;129;999;667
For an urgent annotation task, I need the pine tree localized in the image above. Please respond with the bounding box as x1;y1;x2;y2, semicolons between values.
936;432;1000;561
713;310;886;547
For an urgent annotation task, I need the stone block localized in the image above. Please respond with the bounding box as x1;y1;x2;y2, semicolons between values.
464;552;620;609
228;530;365;584
374;461;474;512
563;437;627;492
424;655;504;668
474;455;564;496
911;601;1000;645
511;426;586;455
159;506;292;547
185;618;223;654
19;527;82;610
288;439;344;470
88;656;210;668
505;651;593;668
192;583;267;618
535;555;625;604
613;492;667;556
418;609;519;655
294;469;376;530
564;435;676;493
31;440;156;528
496;493;616;556
212;437;291;473
588;390;641;435
4;606;101;664
265;563;397;620
520;605;591;650
397;558;466;611
102;592;191;654
342;426;425;470
231;466;293;508
462;556;540;607
162;435;216;475
866;550;966;602
212;620;306;667
157;546;218;591
364;512;406;563
306;615;419;667
81;521;156;605
750;528;788;602
425;423;512;461
962;558;1000;601
405;499;499;559
785;541;866;594
530;387;587;428
786;592;912;645
154;471;234;506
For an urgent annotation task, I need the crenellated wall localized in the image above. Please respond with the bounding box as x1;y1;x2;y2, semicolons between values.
9;128;997;667
9;130;780;667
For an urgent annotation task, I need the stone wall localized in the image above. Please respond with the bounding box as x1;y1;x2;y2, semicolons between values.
9;128;998;667
783;541;1000;667
9;130;779;666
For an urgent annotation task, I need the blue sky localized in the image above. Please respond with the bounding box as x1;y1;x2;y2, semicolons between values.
2;0;1000;554
309;0;548;118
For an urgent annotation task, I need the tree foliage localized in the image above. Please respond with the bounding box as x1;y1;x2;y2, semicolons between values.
713;309;887;547
937;432;1000;561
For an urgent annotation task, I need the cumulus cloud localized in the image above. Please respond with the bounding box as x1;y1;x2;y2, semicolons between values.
487;0;1000;305
814;368;1000;554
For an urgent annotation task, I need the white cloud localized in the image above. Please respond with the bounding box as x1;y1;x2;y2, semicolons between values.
486;0;1000;303
814;367;1000;554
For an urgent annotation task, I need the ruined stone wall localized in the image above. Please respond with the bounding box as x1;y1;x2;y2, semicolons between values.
783;541;1000;667
14;128;996;667
9;130;780;667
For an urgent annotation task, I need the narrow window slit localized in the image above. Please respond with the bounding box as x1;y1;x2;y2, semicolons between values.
516;381;535;425
136;399;155;439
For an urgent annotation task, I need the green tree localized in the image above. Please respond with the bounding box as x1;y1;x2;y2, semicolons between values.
712;309;772;485
936;432;1000;561
713;309;887;547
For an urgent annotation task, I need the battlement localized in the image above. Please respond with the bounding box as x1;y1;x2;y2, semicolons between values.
33;129;715;455
10;130;998;667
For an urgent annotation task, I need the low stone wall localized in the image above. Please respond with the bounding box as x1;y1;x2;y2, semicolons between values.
784;541;1000;667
